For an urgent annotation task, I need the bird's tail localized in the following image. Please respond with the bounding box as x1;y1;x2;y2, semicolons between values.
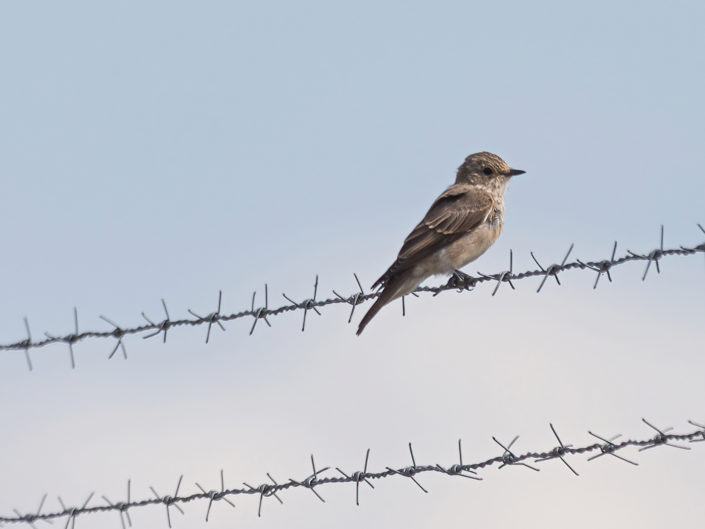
356;275;412;335
356;294;388;336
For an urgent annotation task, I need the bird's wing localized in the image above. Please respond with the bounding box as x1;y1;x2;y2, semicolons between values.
372;185;494;289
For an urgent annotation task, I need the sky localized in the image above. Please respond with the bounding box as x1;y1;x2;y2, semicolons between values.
1;1;704;528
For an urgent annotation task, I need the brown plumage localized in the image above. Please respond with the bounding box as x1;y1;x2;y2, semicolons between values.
357;152;525;335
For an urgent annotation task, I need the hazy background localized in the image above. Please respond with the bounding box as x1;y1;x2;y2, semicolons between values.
1;1;704;527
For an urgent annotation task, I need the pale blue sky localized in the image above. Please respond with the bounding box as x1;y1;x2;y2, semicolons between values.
1;1;704;528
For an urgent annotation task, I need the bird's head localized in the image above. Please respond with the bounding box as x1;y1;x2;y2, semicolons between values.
455;152;525;188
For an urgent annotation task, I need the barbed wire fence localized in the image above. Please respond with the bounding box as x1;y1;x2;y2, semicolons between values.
2;224;704;371
2;224;704;527
1;418;703;528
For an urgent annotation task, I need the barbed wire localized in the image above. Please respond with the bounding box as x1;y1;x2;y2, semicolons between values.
2;224;704;370
1;418;703;527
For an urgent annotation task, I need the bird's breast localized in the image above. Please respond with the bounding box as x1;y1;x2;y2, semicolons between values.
434;215;504;273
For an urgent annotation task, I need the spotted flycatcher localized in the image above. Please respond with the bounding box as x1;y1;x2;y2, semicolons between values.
357;152;525;335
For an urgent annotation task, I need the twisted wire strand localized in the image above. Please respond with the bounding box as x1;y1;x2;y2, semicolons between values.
1;226;704;368
1;419;703;526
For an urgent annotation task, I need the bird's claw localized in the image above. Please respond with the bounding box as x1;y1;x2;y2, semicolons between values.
446;270;475;290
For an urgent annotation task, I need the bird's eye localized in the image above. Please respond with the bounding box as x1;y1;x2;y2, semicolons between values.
483;167;493;176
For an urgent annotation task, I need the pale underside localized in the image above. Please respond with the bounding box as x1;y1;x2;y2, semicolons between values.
385;214;504;300
374;182;507;301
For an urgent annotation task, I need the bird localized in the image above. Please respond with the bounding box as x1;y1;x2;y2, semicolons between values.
356;151;525;335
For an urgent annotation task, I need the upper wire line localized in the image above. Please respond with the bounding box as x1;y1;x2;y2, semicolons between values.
1;225;703;370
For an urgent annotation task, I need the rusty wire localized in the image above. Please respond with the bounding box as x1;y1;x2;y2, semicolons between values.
1;224;704;370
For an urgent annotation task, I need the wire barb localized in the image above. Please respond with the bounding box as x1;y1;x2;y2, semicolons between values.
282;275;321;332
249;285;271;336
493;435;540;472
627;225;665;281
243;471;284;518
478;249;515;296
195;470;235;522
638;418;691;452
531;244;574;293
288;455;329;503
335;448;374;506
141;299;172;343
386;443;428;493
187;291;226;344
578;241;618;289
48;308;80;369
11;493;50;529
99;315;127;360
586;431;638;466
149;476;184;529
21;317;33;371
332;273;367;324
57;492;94;529
534;423;579;476
435;439;481;480
687;420;705;442
101;479;132;529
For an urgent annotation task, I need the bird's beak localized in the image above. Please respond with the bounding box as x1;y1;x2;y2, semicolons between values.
507;168;525;177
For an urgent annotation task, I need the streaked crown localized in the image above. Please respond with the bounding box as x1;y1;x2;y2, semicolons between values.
455;152;524;185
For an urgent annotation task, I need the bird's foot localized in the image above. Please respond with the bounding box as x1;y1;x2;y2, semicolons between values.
445;270;476;290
